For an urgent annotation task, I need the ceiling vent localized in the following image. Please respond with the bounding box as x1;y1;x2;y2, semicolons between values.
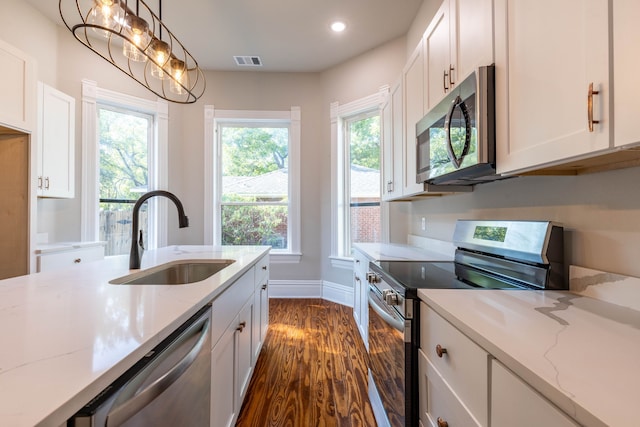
234;56;263;67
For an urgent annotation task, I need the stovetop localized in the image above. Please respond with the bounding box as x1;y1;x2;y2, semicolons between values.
370;260;526;297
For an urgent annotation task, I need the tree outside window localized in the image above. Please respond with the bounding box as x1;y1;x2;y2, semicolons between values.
98;106;151;256
220;126;290;249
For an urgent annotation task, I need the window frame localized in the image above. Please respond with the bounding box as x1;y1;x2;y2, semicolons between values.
81;79;169;250
204;106;301;263
330;88;388;269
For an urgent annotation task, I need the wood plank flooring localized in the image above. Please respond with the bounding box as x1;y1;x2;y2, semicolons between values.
236;298;377;427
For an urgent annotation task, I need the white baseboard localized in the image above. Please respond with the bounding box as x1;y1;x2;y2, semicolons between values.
268;280;353;308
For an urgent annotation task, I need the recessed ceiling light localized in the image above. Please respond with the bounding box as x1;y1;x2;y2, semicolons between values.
331;21;346;32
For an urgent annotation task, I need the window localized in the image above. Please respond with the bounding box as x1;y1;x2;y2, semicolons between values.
330;89;387;266
346;113;381;250
97;106;153;255
81;80;168;252
204;107;301;262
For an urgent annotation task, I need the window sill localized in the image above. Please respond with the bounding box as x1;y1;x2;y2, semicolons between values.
270;252;302;264
329;256;353;270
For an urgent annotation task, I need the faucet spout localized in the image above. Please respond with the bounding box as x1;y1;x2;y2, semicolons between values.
129;190;189;269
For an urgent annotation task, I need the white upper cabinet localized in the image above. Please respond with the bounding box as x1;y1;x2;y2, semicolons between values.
613;0;640;148
37;82;75;198
402;41;427;197
424;0;494;111
381;78;404;201
0;39;36;133
495;0;610;175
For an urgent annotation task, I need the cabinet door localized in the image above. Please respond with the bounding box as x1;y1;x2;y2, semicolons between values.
613;0;640;147
38;83;75;198
402;42;427;197
453;0;494;84
0;39;35;132
252;278;269;364
236;299;254;402
211;322;237;427
495;0;610;174
424;1;451;111
491;360;579;427
382;78;405;201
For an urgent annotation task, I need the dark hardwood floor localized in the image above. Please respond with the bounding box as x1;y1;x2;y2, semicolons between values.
236;298;377;427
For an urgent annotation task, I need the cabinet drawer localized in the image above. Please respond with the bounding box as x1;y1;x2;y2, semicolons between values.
37;246;104;273
254;254;269;289
418;349;481;427
420;302;488;425
491;359;579;427
211;267;254;347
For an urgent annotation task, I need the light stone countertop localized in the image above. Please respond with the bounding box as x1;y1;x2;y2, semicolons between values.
353;240;454;262
418;285;640;427
0;245;269;427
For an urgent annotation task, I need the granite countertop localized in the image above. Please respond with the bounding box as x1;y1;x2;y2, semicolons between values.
0;245;269;427
418;282;640;427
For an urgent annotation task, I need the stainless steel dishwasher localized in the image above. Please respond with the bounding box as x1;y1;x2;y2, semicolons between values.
69;305;211;427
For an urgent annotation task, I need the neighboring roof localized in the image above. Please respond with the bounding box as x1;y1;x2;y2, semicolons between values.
223;165;380;199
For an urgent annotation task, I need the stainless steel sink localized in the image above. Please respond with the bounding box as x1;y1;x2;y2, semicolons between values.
110;259;235;285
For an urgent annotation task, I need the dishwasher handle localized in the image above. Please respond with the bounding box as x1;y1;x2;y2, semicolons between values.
106;312;211;427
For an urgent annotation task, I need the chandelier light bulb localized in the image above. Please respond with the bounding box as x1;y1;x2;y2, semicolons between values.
149;38;171;79
89;0;123;38
169;58;186;94
123;14;151;62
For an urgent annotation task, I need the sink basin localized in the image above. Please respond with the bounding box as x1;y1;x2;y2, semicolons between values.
110;259;235;285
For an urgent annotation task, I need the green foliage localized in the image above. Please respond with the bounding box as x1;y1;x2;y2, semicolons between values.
349;116;380;170
222;127;288;177
98;108;149;200
221;204;287;248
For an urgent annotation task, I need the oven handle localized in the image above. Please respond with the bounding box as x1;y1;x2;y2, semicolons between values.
368;286;404;332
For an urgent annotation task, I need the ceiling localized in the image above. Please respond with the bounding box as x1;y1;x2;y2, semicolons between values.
26;0;424;72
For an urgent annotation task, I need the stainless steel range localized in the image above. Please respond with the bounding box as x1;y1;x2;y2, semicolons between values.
366;220;566;427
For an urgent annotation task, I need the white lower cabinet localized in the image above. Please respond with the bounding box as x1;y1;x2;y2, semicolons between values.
36;244;105;273
419;302;487;426
352;249;369;346
210;253;270;427
491;360;579;427
419;301;579;427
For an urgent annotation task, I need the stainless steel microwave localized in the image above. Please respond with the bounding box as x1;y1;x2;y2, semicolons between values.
416;65;503;186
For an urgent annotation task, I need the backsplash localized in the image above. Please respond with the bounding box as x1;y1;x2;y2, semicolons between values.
570;265;640;313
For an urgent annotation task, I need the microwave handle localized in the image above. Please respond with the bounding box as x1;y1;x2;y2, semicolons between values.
444;95;472;169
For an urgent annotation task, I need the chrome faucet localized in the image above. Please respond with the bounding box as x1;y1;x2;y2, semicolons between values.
129;190;189;269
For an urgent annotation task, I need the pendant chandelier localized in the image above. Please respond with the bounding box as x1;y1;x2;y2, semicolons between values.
59;0;206;104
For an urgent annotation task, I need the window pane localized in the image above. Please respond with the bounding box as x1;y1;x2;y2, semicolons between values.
349;115;381;249
221;205;288;248
98;107;150;256
221;126;289;249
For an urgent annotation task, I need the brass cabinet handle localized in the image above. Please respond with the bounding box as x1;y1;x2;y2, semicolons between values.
74;258;82;264
587;82;600;132
236;321;246;332
449;64;455;86
436;344;448;358
437;417;449;427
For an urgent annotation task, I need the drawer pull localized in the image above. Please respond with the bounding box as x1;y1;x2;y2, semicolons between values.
436;344;447;358
261;283;268;291
236;321;246;332
74;258;82;264
262;265;268;270
437;417;449;427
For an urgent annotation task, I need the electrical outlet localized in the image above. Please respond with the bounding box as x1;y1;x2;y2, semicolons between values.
421;217;426;231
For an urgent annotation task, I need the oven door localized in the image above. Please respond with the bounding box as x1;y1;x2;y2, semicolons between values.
368;284;406;427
